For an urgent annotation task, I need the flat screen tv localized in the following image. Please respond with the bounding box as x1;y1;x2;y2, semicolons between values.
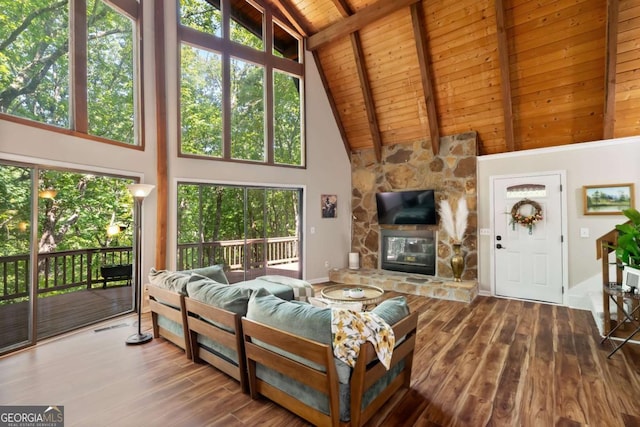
375;190;437;225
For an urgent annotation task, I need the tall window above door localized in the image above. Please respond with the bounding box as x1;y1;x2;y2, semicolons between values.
178;0;304;167
0;0;141;146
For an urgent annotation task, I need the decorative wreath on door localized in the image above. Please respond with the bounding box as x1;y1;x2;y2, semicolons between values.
510;199;543;234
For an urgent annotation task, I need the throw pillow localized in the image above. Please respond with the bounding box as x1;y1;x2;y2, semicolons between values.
183;264;229;284
148;268;191;295
371;296;410;325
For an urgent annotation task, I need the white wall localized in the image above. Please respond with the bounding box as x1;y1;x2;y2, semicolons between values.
477;136;640;307
0;2;352;283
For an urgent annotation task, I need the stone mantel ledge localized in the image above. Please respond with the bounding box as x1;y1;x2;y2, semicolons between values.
328;268;477;303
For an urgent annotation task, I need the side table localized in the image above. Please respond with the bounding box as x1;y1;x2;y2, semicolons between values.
601;284;640;358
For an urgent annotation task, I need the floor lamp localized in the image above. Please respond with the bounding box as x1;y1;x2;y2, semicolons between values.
126;183;155;345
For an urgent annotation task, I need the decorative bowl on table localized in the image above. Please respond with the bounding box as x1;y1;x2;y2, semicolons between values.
349;288;364;298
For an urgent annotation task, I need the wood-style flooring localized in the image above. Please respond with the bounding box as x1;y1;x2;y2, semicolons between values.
0;286;132;349
1;289;639;426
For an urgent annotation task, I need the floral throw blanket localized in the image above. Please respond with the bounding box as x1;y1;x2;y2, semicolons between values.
331;309;395;370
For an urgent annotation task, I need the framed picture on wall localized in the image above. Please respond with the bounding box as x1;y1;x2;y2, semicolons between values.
321;194;337;218
583;183;635;215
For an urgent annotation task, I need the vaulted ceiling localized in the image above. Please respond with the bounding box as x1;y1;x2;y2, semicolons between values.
266;0;640;159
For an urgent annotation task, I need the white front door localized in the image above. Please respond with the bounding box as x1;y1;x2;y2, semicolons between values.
492;173;565;304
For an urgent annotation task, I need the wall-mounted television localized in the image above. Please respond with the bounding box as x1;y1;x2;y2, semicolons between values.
375;190;437;225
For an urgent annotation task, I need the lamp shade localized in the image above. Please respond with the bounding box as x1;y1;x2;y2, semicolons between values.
38;189;58;199
127;183;155;199
106;224;121;236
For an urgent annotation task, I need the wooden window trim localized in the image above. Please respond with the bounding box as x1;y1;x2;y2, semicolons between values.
0;0;144;148
177;0;304;167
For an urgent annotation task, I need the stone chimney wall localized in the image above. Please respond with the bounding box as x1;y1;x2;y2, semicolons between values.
350;132;478;281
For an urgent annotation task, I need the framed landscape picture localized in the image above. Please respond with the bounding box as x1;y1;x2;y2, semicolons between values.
583;183;635;215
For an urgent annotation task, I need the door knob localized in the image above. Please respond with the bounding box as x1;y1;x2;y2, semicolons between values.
496;243;506;249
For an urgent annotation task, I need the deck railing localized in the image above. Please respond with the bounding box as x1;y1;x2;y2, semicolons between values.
177;236;299;271
0;247;132;302
1;237;299;303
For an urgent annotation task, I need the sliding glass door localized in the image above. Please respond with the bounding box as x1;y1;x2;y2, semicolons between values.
0;163;34;353
177;183;302;282
0;161;136;355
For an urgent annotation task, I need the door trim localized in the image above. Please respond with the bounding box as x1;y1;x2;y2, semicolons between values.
489;170;569;305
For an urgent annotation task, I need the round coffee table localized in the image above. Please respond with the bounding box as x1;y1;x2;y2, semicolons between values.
321;284;384;310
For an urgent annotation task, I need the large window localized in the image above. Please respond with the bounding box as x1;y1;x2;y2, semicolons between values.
179;0;304;166
177;182;302;281
0;0;141;146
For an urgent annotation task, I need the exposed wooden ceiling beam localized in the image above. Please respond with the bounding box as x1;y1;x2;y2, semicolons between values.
267;0;310;37
312;51;351;161
351;32;382;162
410;2;440;156
603;0;619;139
494;0;515;152
307;0;420;51
329;0;352;17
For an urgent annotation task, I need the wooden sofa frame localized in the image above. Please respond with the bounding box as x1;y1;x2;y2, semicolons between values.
184;296;248;393
242;311;419;427
146;284;190;359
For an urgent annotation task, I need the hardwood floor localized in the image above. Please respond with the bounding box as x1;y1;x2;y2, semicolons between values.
1;290;639;426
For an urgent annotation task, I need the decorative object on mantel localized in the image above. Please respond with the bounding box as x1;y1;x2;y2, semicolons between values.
348;252;360;270
450;244;464;282
510;199;543;235
438;198;469;282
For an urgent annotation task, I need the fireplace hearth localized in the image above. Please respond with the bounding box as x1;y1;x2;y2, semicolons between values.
380;229;436;276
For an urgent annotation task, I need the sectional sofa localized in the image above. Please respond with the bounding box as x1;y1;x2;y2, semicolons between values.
146;266;418;426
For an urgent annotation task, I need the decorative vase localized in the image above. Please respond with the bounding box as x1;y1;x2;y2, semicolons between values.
450;243;465;282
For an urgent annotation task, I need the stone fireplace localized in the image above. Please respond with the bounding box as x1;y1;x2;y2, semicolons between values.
351;132;478;282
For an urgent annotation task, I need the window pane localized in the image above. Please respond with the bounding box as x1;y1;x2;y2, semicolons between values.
176;183;302;280
230;0;263;51
181;44;223;157
273;20;300;62
87;0;136;144
0;1;69;127
273;71;302;166
177;183;245;270
180;0;222;37
230;58;264;161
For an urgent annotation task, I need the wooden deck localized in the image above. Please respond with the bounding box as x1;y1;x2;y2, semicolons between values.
1;288;639;426
0;286;132;350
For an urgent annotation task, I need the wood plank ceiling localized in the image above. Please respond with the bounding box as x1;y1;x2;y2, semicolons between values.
266;0;640;157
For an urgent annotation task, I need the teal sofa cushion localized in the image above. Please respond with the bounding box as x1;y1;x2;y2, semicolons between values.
148;268;191;295
183;264;229;284
234;279;294;300
372;296;410;325
246;289;351;419
186;276;253;316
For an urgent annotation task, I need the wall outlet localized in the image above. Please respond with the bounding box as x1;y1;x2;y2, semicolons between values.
324;261;330;268
580;227;590;238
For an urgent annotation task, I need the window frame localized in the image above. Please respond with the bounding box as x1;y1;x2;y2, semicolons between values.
177;0;305;167
0;0;145;150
